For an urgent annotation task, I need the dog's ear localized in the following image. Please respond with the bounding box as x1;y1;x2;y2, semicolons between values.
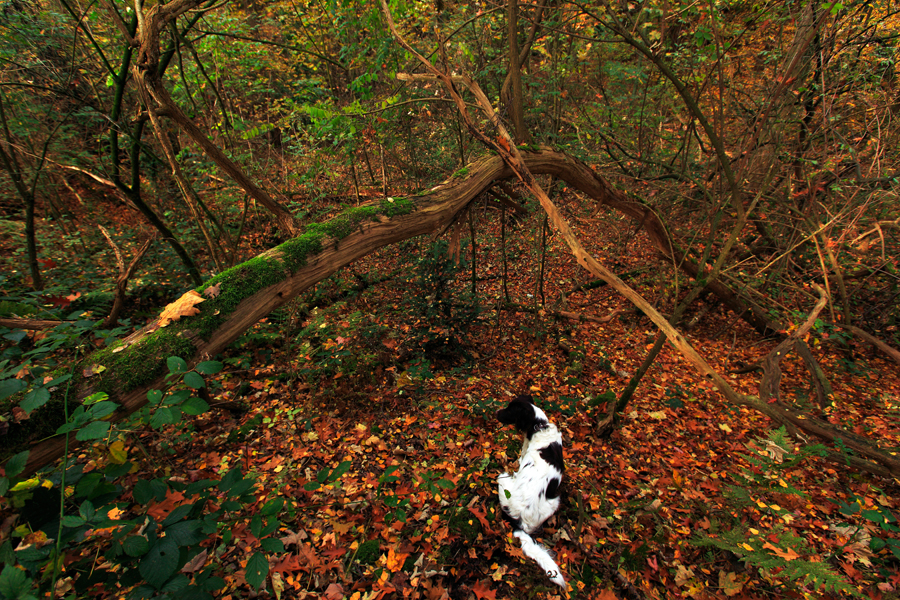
513;394;534;405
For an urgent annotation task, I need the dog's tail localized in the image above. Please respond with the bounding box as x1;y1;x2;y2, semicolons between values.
513;530;567;589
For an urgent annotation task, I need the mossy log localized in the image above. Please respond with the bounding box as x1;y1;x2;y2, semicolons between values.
6;147;899;479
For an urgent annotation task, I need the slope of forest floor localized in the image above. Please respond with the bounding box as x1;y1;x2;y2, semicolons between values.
4;189;900;600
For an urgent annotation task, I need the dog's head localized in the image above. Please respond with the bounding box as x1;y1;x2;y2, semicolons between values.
496;395;549;435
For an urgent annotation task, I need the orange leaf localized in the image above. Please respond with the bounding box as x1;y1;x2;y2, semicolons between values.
472;580;496;600
159;290;205;327
387;546;409;572
763;542;800;561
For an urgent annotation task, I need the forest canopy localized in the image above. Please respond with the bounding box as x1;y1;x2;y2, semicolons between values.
0;0;899;598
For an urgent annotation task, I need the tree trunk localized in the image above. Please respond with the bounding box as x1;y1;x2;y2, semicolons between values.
505;0;528;143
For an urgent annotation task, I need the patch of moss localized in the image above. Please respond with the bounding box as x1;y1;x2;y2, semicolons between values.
193;255;289;339
280;231;325;273
355;539;381;565
447;506;482;538
92;329;196;394
379;196;414;218
0;328;196;463
452;166;470;177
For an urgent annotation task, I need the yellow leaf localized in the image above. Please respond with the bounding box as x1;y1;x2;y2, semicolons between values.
740;543;754;552
158;290;205;327
108;440;128;464
718;423;732;433
648;411;667;420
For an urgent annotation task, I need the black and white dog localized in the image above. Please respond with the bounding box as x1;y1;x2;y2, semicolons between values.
496;395;566;589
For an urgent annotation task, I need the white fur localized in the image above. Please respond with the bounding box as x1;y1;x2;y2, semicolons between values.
497;399;566;589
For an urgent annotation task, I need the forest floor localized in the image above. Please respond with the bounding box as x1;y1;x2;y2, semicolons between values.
6;187;900;600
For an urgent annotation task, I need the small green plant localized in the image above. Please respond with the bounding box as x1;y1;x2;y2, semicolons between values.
303;460;352;492
294;302;390;385
834;492;900;562
0;358;284;598
692;427;856;596
402;240;480;361
376;465;410;523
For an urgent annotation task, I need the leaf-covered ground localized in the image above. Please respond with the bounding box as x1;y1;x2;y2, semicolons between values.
48;192;899;600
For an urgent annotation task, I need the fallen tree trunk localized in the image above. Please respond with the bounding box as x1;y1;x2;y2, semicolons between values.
6;148;898;478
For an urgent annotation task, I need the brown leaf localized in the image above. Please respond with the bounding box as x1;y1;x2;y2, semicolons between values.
323;583;344;600
159;290;205;327
203;282;222;298
181;549;208;573
11;407;29;423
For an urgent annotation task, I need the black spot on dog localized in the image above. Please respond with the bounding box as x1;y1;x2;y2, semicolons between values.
538;442;564;473
545;477;561;500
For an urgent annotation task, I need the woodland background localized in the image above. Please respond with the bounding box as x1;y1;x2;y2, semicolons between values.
0;0;899;598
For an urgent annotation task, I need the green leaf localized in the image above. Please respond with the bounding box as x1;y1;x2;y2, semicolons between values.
327;461;352;483
303;481;321;491
83;391;109;406
79;500;95;522
134;478;167;504
0;379;26;402
316;467;329;484
140;537;179;589
183;372;205;390
0;564;31;599
43;374;71;388
4;451;29;479
150;407;176;429
61;515;86;528
0;477;8;497
164;520;204;545
195;361;223;375
147;389;163;404
261;537;284;553
167;356;188;374
20;387;50;414
181;397;209;416
163;390;191;406
250;514;262;538
260;497;284;516
217;467;242;493
76;421;110;441
434;479;455;489
87;401;117;419
245;552;268;591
